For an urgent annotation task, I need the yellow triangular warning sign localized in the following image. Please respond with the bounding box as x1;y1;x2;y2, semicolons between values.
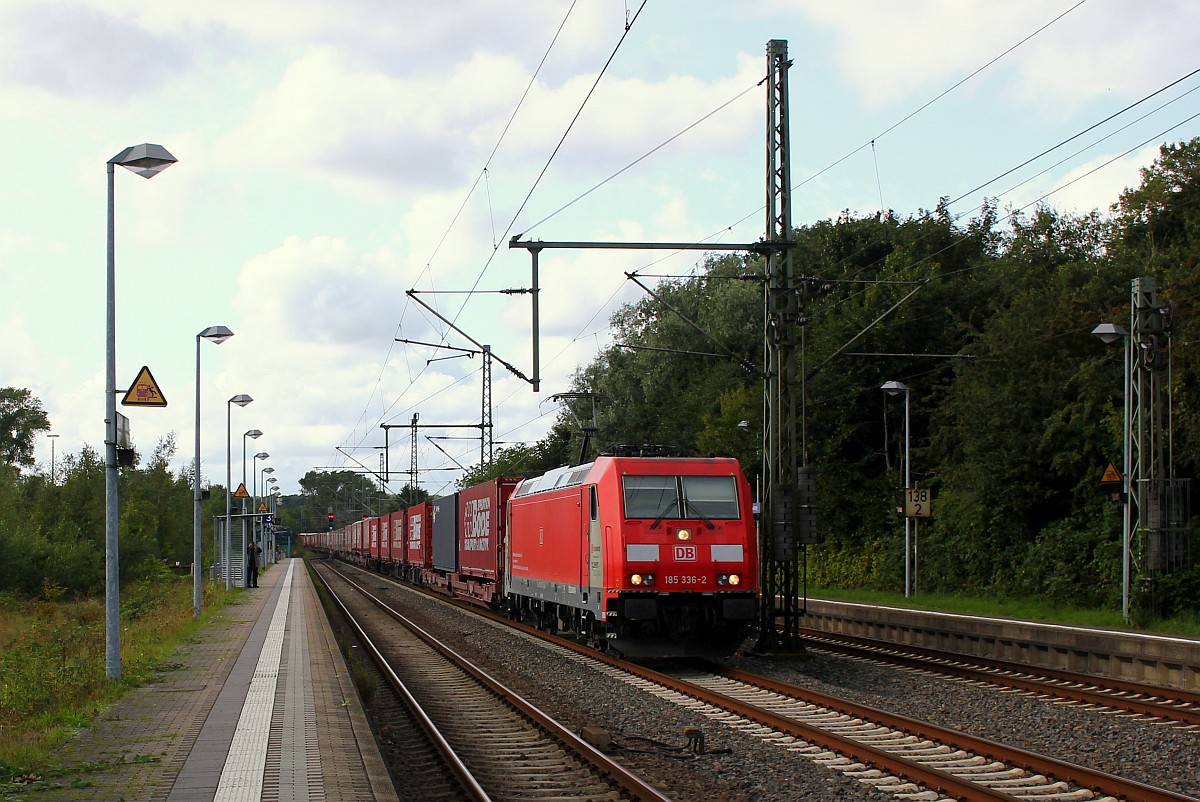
258;503;267;512
233;483;251;498
1100;462;1122;484
121;366;167;407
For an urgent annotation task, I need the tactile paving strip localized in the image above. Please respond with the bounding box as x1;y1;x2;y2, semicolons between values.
214;561;295;801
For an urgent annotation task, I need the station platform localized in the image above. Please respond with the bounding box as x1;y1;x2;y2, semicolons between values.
34;559;398;801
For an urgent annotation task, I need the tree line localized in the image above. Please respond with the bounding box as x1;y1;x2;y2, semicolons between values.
3;140;1198;621
491;139;1200;621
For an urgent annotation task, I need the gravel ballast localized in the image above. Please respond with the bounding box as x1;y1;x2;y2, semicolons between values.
346;569;1199;802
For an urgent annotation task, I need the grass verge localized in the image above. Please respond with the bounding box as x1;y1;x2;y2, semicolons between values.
0;573;242;783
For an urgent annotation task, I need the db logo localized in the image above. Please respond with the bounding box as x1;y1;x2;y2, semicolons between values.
673;545;697;561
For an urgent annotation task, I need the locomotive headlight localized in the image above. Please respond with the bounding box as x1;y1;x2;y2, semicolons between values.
675;527;693;541
727;573;741;586
630;573;644;586
630;573;655;587
717;573;742;586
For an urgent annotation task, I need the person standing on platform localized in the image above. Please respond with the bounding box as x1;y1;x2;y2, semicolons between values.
247;539;261;588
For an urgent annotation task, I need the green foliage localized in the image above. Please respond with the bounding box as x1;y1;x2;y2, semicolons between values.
0;577;238;776
458;443;542;487
528;138;1200;619
0;387;51;468
0;430;209;599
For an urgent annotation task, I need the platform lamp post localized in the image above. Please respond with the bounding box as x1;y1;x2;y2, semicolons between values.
105;143;177;679
260;467;275;562
225;396;253;589
253;451;269;511
881;380;911;597
1092;322;1132;623
240;429;262;588
266;477;279;562
193;325;234;618
253;451;269;564
260;467;275;508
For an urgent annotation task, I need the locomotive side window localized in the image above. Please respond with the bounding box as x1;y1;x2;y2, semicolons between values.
681;475;739;519
623;475;677;518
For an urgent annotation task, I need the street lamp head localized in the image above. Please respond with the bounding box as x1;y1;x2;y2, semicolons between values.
199;325;234;344
881;380;909;396
245;428;263;438
109;143;177;178
255;451;270;460
263;467;275;474
229;394;253;407
1091;322;1128;345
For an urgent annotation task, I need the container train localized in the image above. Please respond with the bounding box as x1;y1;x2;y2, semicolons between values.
302;449;760;658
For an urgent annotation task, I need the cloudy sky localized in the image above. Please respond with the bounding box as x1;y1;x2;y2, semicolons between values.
3;0;1198;507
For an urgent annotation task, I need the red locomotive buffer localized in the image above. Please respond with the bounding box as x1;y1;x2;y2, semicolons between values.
505;455;759;658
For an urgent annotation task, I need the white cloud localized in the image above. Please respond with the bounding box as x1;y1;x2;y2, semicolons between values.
0;2;194;100
1026;143;1163;216
785;0;1200;117
9;0;1199;494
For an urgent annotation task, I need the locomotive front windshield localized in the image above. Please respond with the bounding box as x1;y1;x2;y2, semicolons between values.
622;474;740;520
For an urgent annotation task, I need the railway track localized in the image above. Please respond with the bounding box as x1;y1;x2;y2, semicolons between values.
310;560;672;802
798;628;1200;729
671;662;1197;802
457;621;1199;802
319;560;1199;802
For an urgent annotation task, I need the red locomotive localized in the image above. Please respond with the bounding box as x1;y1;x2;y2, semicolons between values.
302;449;760;658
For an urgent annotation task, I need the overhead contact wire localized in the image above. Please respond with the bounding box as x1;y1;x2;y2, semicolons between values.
449;0;649;324
354;3;585;473
517;78;762;235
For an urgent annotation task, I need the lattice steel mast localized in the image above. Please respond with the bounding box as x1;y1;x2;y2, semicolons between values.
756;39;812;653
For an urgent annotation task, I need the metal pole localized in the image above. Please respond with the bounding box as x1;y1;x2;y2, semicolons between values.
903;386;911;598
1122;322;1132;622
252;455;259;570
225;401;232;590
241;435;248;588
104;162;121;679
531;248;541;392
193;334;202;617
482;345;493;466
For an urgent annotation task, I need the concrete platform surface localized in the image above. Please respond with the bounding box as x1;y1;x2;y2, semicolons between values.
18;559;398;802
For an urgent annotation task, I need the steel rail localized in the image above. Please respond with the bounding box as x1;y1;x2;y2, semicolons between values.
710;663;1198;802
800;628;1200;727
431;587;1194;802
321;561;674;802
311;563;493;802
323;558;1195;802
